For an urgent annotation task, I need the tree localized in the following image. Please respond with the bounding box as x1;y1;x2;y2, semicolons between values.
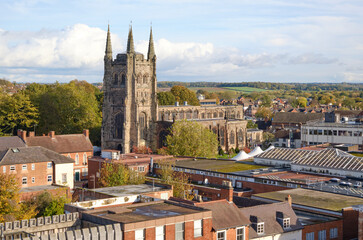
261;95;272;107
157;160;194;200
29;191;69;217
262;132;275;149
0;92;39;135
170;85;200;106
246;120;258;129
99;162;145;187
157;91;176;106
292;97;307;108
166;120;218;158
0;173;37;222
255;107;273;121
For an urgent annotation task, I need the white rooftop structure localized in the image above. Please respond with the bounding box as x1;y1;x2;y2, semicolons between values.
248;146;263;157
232;150;251;161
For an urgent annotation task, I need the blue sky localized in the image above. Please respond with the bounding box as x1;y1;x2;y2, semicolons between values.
0;0;363;83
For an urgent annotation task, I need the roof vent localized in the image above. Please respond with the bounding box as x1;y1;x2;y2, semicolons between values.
11;148;20;153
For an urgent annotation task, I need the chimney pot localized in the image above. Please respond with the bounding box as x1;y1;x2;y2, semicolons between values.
20;130;27;142
49;131;55;138
83;129;89;138
285;194;292;206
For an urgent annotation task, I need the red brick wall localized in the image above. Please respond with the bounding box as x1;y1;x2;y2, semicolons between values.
165;224;175;240
124;231;135;240
303;220;343;240
62;151;92;180
192;185;233;202
2;162;53;187
212;226;249;240
145;227;155;240
359;211;362;240
343;207;359;240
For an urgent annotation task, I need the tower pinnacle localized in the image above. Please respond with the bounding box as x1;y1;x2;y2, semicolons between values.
105;24;112;59
147;26;155;60
127;25;135;53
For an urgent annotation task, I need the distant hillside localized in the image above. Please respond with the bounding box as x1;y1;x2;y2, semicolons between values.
0;79;14;87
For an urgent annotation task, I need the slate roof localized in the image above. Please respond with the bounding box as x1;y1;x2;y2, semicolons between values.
0;146;74;165
240;202;303;239
272;112;324;124
256;148;312;162
0;136;26;152
26;134;93;154
197;200;250;230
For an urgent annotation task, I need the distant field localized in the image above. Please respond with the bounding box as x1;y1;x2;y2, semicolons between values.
222;87;269;93
187;87;227;93
175;159;265;173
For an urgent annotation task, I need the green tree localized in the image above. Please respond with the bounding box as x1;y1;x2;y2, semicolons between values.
157;91;176;106
170;85;200;106
99;163;145;187
166;120;218;158
0;92;39;135
261;95;272;107
292;97;307;108
246;120;258;129
262;132;275;149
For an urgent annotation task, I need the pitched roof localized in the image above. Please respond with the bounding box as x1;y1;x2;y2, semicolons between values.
26;134;93;153
0;146;74;165
240;202;303;239
272;112;324;124
197;200;250;230
0;136;26;152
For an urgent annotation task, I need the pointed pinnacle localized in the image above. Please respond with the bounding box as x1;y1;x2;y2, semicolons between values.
127;25;135;53
105;24;112;59
147;26;155;60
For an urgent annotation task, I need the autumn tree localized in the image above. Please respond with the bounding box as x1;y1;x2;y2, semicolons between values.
0;173;37;222
246;120;258;129
291;97;307;108
28;191;70;217
170;85;200;106
255;107;273;121
166;120;218;158
262;132;275;149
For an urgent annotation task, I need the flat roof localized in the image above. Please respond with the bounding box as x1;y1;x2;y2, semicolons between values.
89;184;169;197
295;210;340;225
20;184;67;193
85;201;209;224
254;188;363;212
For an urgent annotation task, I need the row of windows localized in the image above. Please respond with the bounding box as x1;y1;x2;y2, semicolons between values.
159;111;242;121
3;163;52;173
68;153;88;165
217;227;245;240
135;220;204;240
22;175;52;185
307;129;362;137
306;228;338;240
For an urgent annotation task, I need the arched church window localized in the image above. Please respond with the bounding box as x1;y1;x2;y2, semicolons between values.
139;112;147;140
238;129;244;143
114;74;118;85
143;75;148;84
121;74;126;85
114;112;124;139
213;112;217;118
230;131;235;145
220;128;225;146
219;112;223;118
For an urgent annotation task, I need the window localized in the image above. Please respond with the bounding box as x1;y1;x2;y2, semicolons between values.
135;229;145;240
283;218;290;228
330;228;338;239
10;165;15;171
155;226;165;240
75;154;79;165
22;177;27;185
83;153;87;165
22;164;27;170
3;166;5;173
47;162;52;169
257;223;264;234
194;220;202;237
318;230;326;240
31;164;35;170
306;232;314;240
47;175;52;182
32;177;35;183
62;174;67;184
82;169;88;176
217;231;225;240
236;227;244;240
138;166;145;172
175;223;184;240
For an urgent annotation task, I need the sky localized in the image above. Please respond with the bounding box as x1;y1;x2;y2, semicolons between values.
0;0;363;84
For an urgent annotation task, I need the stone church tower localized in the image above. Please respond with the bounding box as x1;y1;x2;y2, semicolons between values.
101;25;158;153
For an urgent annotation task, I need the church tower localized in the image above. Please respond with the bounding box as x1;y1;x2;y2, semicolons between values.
101;25;158;153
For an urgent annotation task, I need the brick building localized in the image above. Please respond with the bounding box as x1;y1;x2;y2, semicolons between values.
18;129;93;182
0;146;74;190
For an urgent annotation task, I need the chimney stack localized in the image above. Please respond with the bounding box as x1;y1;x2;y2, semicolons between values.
49;131;55;139
285;195;292;206
83;129;89;138
222;180;234;202
19;130;27;142
28;131;35;137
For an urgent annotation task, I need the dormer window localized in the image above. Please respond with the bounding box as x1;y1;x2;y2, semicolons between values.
257;223;264;234
283;218;290;228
